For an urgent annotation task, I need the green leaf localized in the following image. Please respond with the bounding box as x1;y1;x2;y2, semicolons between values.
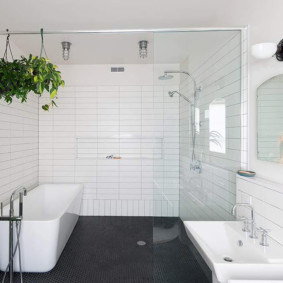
51;100;57;107
36;82;41;93
50;89;57;99
42;104;49;111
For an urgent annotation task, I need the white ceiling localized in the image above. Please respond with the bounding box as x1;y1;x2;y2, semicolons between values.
0;0;279;33
6;30;237;64
0;0;282;63
153;31;237;65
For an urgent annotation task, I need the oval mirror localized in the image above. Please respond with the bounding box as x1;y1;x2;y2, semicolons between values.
257;74;283;163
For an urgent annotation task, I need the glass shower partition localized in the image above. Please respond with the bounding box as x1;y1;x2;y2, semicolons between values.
153;29;245;282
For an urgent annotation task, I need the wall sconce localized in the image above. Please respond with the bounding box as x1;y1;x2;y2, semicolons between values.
251;40;283;61
276;40;283;61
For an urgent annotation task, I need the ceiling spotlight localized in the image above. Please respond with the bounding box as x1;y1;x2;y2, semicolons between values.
139;40;148;59
61;41;72;61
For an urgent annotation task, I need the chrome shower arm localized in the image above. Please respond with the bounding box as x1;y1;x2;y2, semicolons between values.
164;70;197;89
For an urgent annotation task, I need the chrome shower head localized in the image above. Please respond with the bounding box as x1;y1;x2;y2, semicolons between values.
160;70;197;87
158;73;174;80
168;91;175;97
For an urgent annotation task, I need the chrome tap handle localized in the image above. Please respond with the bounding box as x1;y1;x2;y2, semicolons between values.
257;227;270;233
239;216;251;232
250;221;258;239
257;227;271;247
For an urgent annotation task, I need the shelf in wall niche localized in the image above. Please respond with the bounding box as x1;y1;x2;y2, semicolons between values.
75;157;164;160
75;137;164;160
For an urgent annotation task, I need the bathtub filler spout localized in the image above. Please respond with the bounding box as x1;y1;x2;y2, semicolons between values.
0;186;27;283
10;187;27;218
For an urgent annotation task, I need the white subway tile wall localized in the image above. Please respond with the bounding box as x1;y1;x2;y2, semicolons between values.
39;84;179;216
237;175;283;246
0;94;39;203
179;31;248;220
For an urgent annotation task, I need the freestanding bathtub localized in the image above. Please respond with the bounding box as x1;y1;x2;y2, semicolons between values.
0;184;83;272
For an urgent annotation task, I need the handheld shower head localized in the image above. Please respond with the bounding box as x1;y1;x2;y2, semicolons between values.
168;91;193;104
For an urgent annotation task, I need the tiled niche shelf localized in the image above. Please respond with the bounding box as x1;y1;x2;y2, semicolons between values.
76;137;164;160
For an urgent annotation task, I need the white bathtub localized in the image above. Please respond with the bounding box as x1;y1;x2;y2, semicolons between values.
0;184;83;273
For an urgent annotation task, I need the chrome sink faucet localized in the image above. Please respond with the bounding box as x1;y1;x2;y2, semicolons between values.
231;203;258;239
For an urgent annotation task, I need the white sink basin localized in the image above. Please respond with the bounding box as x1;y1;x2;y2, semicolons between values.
184;221;283;283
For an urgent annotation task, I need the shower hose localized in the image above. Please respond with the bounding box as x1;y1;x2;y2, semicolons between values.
1;221;24;283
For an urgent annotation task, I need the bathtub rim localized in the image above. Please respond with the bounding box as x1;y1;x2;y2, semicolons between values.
1;183;84;222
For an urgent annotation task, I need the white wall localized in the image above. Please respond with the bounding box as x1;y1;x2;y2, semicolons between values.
0;37;38;204
237;175;283;246
0;95;39;204
2;0;283;212
38;64;180;216
241;4;283;185
1;0;283;183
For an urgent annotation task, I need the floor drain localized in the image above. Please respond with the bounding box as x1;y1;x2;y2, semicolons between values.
137;241;146;246
223;257;233;262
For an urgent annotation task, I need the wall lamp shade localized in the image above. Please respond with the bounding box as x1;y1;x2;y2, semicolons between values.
251;42;277;59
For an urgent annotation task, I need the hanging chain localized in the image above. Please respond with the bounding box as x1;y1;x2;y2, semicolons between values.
39;28;48;58
3;29;14;61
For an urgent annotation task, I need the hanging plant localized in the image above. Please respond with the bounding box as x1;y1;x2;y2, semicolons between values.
23;55;65;110
0;29;65;111
0;57;31;103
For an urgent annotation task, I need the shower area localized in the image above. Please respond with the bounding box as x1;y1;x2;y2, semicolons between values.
0;28;248;282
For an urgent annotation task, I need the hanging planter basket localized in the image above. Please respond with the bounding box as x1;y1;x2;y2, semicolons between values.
0;29;65;111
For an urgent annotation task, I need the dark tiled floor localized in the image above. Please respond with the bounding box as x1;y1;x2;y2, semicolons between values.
0;217;211;283
154;218;211;283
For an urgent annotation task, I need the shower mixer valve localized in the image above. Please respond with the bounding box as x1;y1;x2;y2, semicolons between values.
190;160;202;174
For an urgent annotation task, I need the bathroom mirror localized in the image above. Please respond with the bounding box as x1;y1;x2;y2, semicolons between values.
257;74;283;163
